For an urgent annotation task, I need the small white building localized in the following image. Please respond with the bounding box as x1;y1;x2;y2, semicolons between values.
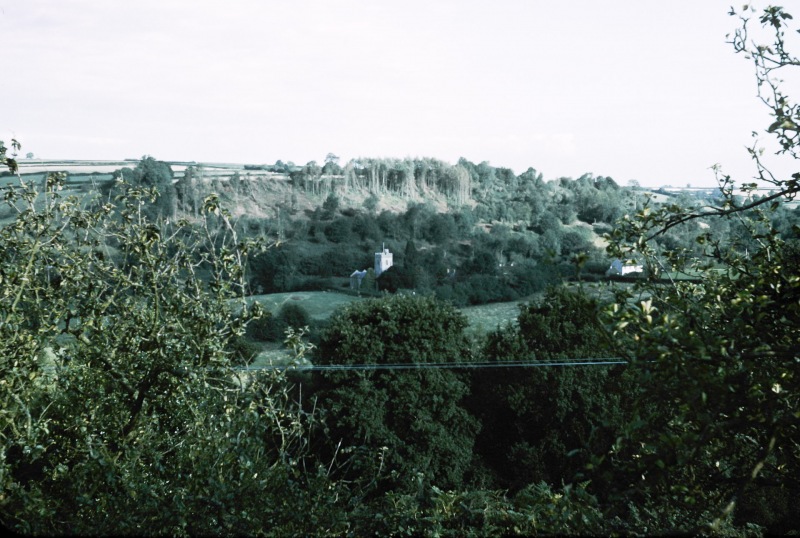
606;258;644;277
375;245;393;276
350;269;368;289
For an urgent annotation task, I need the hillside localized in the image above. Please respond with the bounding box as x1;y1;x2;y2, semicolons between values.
12;158;459;218
5;157;694;301
12;156;753;303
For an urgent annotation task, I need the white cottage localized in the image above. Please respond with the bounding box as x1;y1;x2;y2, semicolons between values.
606;258;644;277
350;269;368;289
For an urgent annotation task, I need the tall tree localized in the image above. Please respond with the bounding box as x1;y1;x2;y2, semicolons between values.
473;287;625;491
323;152;342;176
1;138;20;174
129;156;177;219
311;295;479;493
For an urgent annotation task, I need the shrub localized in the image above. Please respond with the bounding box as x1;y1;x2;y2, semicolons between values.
0;175;336;535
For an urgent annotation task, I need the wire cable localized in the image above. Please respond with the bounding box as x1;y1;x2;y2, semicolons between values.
237;358;628;371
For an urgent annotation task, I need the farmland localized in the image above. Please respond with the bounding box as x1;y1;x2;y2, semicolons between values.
244;290;530;366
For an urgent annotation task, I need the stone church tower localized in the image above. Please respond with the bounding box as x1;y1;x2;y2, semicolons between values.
374;244;393;276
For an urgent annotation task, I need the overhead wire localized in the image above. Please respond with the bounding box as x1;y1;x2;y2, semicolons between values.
237;358;629;371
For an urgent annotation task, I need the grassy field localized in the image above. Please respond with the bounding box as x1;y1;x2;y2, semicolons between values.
245;290;533;329
244;291;365;367
460;299;526;335
244;291;363;320
244;290;531;366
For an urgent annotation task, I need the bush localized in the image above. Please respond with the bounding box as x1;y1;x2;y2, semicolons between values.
292;276;334;291
0;176;334;535
279;302;311;330
247;303;311;342
246;311;283;341
228;334;263;364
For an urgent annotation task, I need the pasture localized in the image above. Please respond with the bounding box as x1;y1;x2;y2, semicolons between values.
245;291;529;367
244;291;363;320
460;299;526;335
246;290;529;331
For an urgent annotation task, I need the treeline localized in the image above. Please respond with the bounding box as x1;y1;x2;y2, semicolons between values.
105;156;800;311
307;290;630;499
284;156;471;205
56;155;642;309
233;155;627;216
244;198;599;307
239;160;650;305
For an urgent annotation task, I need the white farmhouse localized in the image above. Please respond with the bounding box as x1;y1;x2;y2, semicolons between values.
606;258;644;277
350;269;368;289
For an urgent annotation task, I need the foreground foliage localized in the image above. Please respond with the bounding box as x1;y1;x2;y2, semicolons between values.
474;287;631;492
0;175;342;535
600;4;800;533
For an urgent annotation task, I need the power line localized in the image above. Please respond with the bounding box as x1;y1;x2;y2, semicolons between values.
237;358;628;372
37;357;629;375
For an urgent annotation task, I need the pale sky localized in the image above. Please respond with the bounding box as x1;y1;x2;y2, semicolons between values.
2;1;795;187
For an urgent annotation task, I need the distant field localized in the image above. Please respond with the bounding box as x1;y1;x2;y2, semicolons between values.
245;291;363;320
246;290;529;333
460;299;526;335
13;159;270;181
16;160;136;175
245;290;529;367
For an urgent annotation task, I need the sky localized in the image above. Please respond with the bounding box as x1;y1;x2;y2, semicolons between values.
1;1;796;187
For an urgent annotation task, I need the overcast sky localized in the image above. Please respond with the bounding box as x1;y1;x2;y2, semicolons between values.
1;1;793;187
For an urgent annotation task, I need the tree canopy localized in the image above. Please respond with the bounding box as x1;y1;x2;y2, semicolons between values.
598;5;800;532
311;294;479;492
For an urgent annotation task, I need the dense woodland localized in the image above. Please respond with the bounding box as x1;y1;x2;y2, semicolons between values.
2;5;800;536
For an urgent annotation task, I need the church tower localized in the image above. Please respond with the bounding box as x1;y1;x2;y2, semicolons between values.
374;243;393;276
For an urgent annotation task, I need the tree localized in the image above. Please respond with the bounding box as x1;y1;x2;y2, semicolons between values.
600;5;800;533
249;245;298;293
472;287;626;491
403;239;420;268
279;301;311;331
175;165;199;216
424;213;457;245
323;152;342;176
247;302;311;342
1;138;20;174
359;268;377;294
324;216;353;243
0;174;349;535
401;202;434;240
115;156;177;219
229;170;243;196
375;264;413;292
352;213;381;242
311;295;480;493
321;192;340;219
461;248;497;276
363;192;380;213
